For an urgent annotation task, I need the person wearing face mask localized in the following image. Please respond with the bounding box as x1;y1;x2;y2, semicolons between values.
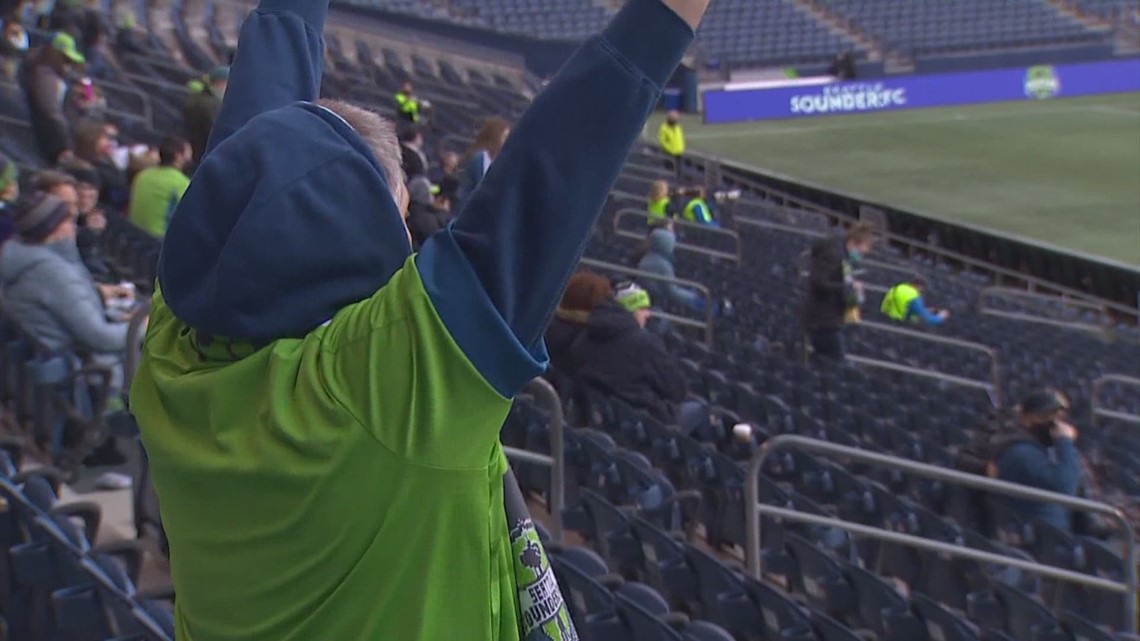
990;389;1083;533
803;221;875;361
18;31;85;163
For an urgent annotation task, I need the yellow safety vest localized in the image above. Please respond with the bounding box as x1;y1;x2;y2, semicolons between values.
881;283;921;322
658;122;685;157
682;198;711;224
648;197;671;220
395;91;419;122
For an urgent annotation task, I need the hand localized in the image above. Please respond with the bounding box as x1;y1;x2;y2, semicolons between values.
1052;420;1078;441
98;283;132;301
937;309;950;321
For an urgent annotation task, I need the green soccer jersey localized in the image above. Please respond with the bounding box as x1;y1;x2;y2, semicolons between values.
132;259;528;640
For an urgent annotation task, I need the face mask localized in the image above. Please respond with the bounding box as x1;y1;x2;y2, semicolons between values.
848;249;862;263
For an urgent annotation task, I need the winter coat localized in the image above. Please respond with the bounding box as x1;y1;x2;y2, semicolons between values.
570;299;686;422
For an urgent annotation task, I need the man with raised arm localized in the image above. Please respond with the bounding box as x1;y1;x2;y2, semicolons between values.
129;0;710;639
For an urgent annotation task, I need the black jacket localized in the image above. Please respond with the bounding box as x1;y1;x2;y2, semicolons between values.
803;235;849;330
183;88;222;163
406;201;449;250
544;309;589;376
570;300;686;422
400;142;428;180
19;50;71;163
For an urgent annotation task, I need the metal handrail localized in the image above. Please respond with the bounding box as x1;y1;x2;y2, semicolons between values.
613;208;742;264
578;257;715;345
735;213;828;239
502;377;566;543
1091;374;1140;427
978;286;1111;335
852;321;1002;406
93;79;155;131
745;435;1138;634
680;148;1140;322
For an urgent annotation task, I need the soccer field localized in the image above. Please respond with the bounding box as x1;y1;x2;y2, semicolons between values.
648;93;1140;266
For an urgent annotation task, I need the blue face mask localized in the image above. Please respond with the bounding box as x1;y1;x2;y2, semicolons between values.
848;248;862;263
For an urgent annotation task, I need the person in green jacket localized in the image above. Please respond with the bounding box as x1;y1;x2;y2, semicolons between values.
127;135;191;237
129;0;711;640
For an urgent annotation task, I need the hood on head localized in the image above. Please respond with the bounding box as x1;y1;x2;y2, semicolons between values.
159;102;409;342
585;299;641;341
648;228;675;258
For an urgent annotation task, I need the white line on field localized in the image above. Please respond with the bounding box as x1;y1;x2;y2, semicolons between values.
687;103;1140;139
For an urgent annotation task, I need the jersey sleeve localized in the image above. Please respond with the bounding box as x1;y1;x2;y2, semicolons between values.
319;258;532;469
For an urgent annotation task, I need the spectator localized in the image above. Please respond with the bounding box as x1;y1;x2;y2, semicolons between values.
803;222;875;361
571;282;707;433
657;109;685;177
398;126;428;180
128;135;191;238
637;223;704;311
74;119;129;207
129;0;705;637
18;32;85;163
63;160;111;281
405;175;450;250
545;270;611;375
647;179;673;223
0;192;130;355
0;153;17;245
880;276;949;325
828;50;856;80
183;65;229;164
1;16;28;78
460;116;510;200
678;185;715;226
991;389;1082;532
64;76;106;124
393;79;421;124
432;150;460;202
114;13;148;54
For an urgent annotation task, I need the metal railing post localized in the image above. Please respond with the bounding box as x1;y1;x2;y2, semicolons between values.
745;435;1137;633
1091;374;1140;428
502;378;566;543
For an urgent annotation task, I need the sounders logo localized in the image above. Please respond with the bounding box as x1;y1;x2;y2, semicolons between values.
789;83;907;115
1025;66;1061;99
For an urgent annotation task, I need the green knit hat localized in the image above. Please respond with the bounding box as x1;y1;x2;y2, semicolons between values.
614;282;651;312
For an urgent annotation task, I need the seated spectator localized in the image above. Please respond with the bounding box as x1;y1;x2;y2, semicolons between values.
571;282;705;434
991;389;1083;533
399;126;428;180
636;223;704;312
546;270;612;376
432;150;460;202
128;135;191;238
18;31;85;163
0;192;132;357
114;13;148;54
405;176;450;250
0;16;28;78
460;116;510;200
63;160;112;280
74;119;129;207
647;179;674;224
880;276;949;325
183;65;228;164
64;76;105;124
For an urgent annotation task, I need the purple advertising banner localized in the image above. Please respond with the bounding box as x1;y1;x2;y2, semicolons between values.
703;59;1140;124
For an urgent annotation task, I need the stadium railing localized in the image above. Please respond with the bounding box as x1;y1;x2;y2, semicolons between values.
848;320;1004;407
744;434;1139;634
577;257;716;346
685;149;1140;324
1091;374;1140;428
504;377;568;543
977;286;1113;336
612;208;743;264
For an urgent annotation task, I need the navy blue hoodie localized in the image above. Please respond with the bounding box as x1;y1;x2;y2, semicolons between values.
157;0;694;398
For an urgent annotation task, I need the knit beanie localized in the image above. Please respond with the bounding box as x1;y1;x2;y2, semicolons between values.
15;193;71;242
614;281;651;313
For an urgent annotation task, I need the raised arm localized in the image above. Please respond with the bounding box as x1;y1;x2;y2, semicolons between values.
417;0;708;396
205;0;328;155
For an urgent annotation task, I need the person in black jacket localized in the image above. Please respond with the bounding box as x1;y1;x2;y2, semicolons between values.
399;126;429;181
803;222;875;361
546;270;612;376
405;176;450;250
572;282;705;433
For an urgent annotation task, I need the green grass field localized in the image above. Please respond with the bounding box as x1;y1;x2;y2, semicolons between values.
647;93;1140;266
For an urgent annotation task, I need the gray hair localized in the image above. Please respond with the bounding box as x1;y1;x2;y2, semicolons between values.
315;99;406;198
